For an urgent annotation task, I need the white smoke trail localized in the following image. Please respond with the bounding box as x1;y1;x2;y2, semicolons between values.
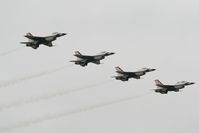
0;79;114;111
0;65;71;89
0;92;151;132
0;47;23;56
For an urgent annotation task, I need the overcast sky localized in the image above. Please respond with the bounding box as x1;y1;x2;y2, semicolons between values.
0;0;198;133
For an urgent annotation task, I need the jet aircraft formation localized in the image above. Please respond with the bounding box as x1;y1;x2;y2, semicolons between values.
21;32;195;94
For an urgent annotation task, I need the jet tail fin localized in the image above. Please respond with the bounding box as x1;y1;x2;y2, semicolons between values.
155;80;164;86
115;66;124;72
74;51;82;56
26;32;33;36
24;33;34;41
25;33;33;38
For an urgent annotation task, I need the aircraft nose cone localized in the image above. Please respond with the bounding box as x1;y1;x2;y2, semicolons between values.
189;82;195;85
146;68;156;72
109;52;115;55
105;52;115;56
185;82;195;85
59;33;66;36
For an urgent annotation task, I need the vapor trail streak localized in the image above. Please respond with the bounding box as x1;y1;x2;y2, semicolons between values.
0;47;23;56
0;92;151;132
0;65;71;89
0;80;113;111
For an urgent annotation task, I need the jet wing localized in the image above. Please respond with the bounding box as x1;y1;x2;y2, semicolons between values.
44;36;56;41
117;72;127;77
134;71;144;76
156;87;169;93
70;58;88;66
115;72;130;80
31;45;39;49
43;42;53;47
93;60;101;64
21;41;40;49
70;58;88;63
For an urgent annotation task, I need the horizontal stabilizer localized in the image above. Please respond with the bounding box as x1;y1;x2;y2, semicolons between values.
69;60;78;62
20;42;32;44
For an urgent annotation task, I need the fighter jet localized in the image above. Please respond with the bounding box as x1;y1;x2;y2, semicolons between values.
21;32;66;49
70;51;115;67
154;80;195;94
113;67;156;81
